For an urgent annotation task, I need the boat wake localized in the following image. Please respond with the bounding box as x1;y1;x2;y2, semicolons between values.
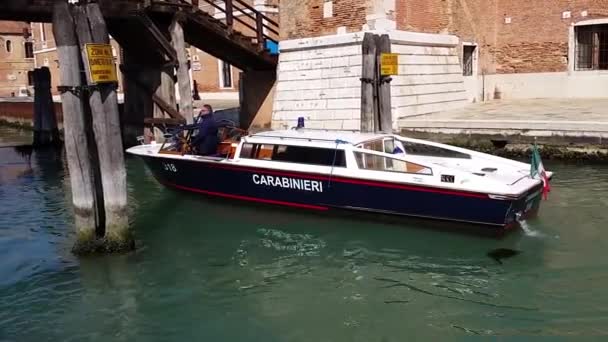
518;219;544;238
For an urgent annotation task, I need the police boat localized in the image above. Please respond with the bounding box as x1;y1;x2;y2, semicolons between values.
126;122;552;231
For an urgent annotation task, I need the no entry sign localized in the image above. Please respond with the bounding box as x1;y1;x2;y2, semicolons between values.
84;43;118;84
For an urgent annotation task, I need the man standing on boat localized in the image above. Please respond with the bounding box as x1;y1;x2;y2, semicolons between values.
192;104;219;155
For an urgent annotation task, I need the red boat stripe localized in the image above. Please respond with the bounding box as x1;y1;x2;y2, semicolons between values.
164;182;330;211
199;162;489;199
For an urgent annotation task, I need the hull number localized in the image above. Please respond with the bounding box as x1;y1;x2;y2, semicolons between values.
253;174;323;193
163;162;177;172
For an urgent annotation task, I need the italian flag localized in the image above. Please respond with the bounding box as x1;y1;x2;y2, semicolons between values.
530;144;551;200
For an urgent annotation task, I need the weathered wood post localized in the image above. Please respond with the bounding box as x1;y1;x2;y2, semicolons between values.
154;66;177;141
121;59;157;146
376;34;393;133
73;3;132;251
170;12;194;123
361;33;376;133
32;67;60;147
52;1;99;248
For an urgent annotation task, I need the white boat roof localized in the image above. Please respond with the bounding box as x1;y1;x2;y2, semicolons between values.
248;129;390;145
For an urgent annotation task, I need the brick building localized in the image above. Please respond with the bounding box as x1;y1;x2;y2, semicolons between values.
0;21;34;97
272;0;608;130
281;0;608;75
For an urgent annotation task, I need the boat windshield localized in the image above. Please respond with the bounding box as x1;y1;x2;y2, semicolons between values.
353;151;433;175
357;137;471;159
357;138;398;154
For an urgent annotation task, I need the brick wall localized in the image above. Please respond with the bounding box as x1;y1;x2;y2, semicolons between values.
191;49;242;92
396;0;449;34
280;0;372;39
396;0;608;74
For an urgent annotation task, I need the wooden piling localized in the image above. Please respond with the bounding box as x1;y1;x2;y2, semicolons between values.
74;3;132;251
32;67;60;147
361;33;376;133
154;65;177;141
170;13;194;123
121;59;156;146
52;1;99;248
376;34;393;133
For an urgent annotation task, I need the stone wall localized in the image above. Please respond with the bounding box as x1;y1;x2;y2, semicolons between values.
272;33;363;130
391;31;467;119
272;30;467;130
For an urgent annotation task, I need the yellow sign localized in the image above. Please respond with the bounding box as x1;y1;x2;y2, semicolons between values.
380;53;399;76
84;44;118;83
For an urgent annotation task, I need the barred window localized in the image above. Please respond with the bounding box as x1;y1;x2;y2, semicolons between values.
575;24;608;70
462;45;476;76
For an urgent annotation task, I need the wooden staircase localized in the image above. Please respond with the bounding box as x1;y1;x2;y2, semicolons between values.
128;0;280;71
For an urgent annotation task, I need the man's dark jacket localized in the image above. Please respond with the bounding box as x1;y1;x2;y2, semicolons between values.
192;113;219;155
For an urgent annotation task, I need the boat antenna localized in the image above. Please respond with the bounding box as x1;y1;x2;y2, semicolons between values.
328;139;349;188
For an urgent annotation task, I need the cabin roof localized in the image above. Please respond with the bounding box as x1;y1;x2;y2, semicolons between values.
248;129;389;145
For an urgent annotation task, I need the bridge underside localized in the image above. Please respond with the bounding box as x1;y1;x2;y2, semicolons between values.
0;0;278;71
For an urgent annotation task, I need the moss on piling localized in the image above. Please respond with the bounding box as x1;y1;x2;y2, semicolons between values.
0;118;34;131
72;233;136;255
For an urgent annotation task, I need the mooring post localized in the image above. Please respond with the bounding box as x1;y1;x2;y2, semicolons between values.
170;12;194;123
121;59;156;146
154;65;177;141
52;1;99;248
376;34;393;133
73;3;132;251
32;67;60;147
361;32;376;133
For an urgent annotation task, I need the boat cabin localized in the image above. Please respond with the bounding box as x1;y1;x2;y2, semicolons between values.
233;130;440;176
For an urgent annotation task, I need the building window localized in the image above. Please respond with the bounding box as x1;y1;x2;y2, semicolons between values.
575;24;608;70
5;40;12;53
24;42;34;58
220;61;232;88
27;71;34;86
462;45;476;76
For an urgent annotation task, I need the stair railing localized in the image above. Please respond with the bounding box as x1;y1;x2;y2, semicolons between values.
189;0;279;51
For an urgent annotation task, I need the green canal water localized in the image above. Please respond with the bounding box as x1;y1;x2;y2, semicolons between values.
1;127;608;340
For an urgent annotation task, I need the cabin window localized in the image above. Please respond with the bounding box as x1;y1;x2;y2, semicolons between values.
240;143;346;167
240;143;273;160
399;141;471;159
360;139;384;152
354;152;432;175
359;138;400;154
383;138;397;154
239;143;255;159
